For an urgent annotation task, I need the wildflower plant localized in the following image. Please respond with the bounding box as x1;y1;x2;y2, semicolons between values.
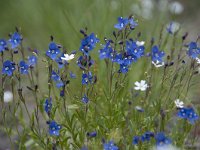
0;14;199;150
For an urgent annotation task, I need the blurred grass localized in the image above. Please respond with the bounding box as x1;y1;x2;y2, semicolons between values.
0;0;169;50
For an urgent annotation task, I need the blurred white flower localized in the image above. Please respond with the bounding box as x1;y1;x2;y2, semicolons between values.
151;145;180;150
134;80;148;91
61;54;75;61
4;91;13;103
175;99;184;108
196;57;200;64
152;60;165;68
169;1;184;14
136;41;145;46
141;0;153;19
131;0;153;19
166;22;180;34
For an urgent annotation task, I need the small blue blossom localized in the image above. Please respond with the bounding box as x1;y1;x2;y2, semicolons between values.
166;22;180;34
126;40;145;59
44;98;52;115
19;60;29;74
46;42;61;60
155;132;172;147
177;107;199;124
2;60;15;76
69;71;76;79
141;131;154;142
47;120;62;136
0;39;7;52
119;63;129;73
8;32;22;49
103;140;119;150
186;42;200;59
82;94;89;104
132;131;154;145
80;33;99;55
82;72;93;85
151;46;165;63
99;41;114;60
112;53;124;64
87;131;97;138
114;17;129;30
132;136;140;145
28;55;37;67
60;90;64;97
56;81;64;88
129;17;138;29
51;71;61;81
51;71;64;88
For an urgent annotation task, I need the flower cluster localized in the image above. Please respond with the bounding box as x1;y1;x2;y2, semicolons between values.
99;39;145;73
103;140;119;150
47;120;62;136
177;107;199;124
132;131;154;145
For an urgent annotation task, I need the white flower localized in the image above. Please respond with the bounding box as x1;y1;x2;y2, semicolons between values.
196;57;200;64
175;99;184;108
169;1;184;15
4;91;13;103
61;54;75;61
136;41;145;46
152;60;165;68
134;80;148;91
167;22;180;34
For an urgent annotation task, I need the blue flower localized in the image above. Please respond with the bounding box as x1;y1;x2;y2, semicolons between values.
28;55;37;67
103;140;119;150
114;17;129;30
82;72;93;85
177;107;199;124
186;42;200;59
132;132;154;145
87;131;97;138
44;98;52;115
141;131;154;141
119;63;129;74
51;71;64;88
19;60;29;74
126;40;145;59
2;60;15;76
151;46;165;63
0;39;7;52
80;33;99;55
112;53;124;64
46;42;61;60
69;71;76;79
8;32;22;49
155;132;172;147
47;120;62;136
129;17;138;29
132;136;140;145
99;41;114;60
56;81;64;88
82;94;89;104
60;90;64;97
51;71;61;81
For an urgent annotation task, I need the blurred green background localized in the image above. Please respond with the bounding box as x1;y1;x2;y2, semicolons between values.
0;0;199;51
0;0;200;149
